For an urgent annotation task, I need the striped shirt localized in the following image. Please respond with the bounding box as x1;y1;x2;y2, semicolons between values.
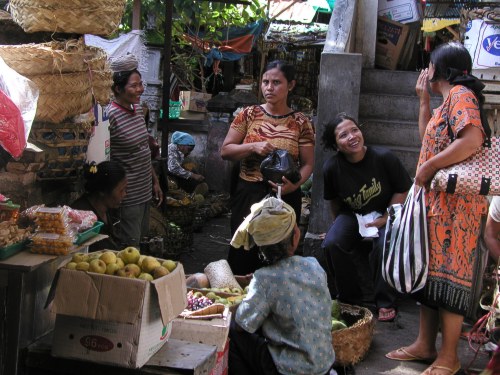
108;102;152;206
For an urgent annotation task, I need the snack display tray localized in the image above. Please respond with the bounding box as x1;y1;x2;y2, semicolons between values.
0;239;29;260
74;221;104;245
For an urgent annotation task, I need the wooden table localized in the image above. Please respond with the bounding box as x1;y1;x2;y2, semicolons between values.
25;334;217;375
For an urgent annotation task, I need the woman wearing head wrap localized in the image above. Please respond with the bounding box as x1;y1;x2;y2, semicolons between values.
221;60;315;275
385;42;488;375
71;161;127;252
229;197;335;375
107;54;163;247
167;131;207;194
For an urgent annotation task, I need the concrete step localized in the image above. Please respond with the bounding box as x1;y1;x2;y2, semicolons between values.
361;69;421;96
360;118;421;148
359;93;442;121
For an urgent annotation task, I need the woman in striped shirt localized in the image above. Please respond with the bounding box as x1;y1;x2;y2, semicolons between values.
107;55;163;247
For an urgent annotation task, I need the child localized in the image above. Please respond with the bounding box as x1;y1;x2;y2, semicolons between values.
229;197;335;375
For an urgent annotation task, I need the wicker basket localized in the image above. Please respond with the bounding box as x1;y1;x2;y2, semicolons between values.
0;40;108;75
164;224;194;260
29;120;92;180
331;303;375;367
30;120;94;147
9;0;127;36
165;205;196;227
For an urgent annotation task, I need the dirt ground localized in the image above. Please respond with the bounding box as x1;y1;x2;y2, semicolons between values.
177;214;491;375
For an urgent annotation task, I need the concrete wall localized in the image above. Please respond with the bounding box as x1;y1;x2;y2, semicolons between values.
307;53;363;235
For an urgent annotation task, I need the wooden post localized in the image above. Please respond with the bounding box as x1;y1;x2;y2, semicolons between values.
355;0;378;68
132;0;141;30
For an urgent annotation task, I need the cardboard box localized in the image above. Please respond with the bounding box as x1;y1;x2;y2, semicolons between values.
170;310;231;352
378;0;422;24
464;20;500;70
180;91;212;112
50;263;187;368
375;17;410;70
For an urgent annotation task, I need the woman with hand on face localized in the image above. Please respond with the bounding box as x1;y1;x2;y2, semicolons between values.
321;113;412;322
221;60;315;275
385;42;488;375
107;54;163;247
71;161;127;252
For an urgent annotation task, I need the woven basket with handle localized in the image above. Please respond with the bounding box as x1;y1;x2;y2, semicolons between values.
331;303;375;366
9;0;127;36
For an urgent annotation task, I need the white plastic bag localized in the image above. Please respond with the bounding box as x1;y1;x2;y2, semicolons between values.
0;56;39;158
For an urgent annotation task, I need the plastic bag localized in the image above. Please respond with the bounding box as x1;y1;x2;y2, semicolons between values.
0;56;39;158
260;149;301;184
382;185;429;294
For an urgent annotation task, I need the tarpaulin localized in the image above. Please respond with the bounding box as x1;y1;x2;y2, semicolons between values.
181;20;264;66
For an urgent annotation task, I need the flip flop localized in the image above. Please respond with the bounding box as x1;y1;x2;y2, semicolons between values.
421;362;461;375
385;347;436;363
378;307;397;322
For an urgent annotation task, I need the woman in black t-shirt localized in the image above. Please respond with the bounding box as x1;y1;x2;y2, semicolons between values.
321;113;412;322
71;161;127;252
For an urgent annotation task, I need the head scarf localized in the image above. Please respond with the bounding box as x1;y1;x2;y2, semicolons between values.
172;131;195;146
230;197;296;250
110;54;139;73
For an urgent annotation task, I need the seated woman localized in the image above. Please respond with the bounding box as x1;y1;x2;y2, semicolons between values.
229;196;335;375
71;161;127;251
321;113;412;322
167;131;207;194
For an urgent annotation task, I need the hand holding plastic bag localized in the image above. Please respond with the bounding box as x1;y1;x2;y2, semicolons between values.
0;56;39;158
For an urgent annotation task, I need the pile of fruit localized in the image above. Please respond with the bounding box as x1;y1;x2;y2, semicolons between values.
186;290;213;311
65;247;177;280
193;286;249;308
331;299;348;331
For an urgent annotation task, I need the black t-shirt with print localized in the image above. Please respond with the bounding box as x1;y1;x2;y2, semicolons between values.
323;146;412;215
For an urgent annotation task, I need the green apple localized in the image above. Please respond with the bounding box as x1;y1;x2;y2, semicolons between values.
72;253;89;263
116;269;135;278
88;251;102;261
141;256;161;273
99;251;117;265
152;266;169;279
75;261;90;271
118;247;140;265
116;257;125;269
124;263;141;277
105;263;120;275
89;259;107;274
137;255;147;267
138;273;154;281
66;262;77;270
162;259;176;273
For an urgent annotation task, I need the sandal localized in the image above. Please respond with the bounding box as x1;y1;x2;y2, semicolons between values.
421;362;461;375
385;347;436;363
378;307;397;322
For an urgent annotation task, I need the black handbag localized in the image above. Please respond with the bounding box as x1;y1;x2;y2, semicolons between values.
260;149;301;184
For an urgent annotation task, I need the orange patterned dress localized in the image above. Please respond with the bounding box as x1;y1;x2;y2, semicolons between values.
417;85;487;315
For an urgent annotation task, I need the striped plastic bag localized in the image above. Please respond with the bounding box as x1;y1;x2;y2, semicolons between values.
382;185;429;294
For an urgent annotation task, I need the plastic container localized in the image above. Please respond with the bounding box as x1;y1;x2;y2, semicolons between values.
30;233;74;255
0;239;29;260
74;221;104;245
169;100;181;119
